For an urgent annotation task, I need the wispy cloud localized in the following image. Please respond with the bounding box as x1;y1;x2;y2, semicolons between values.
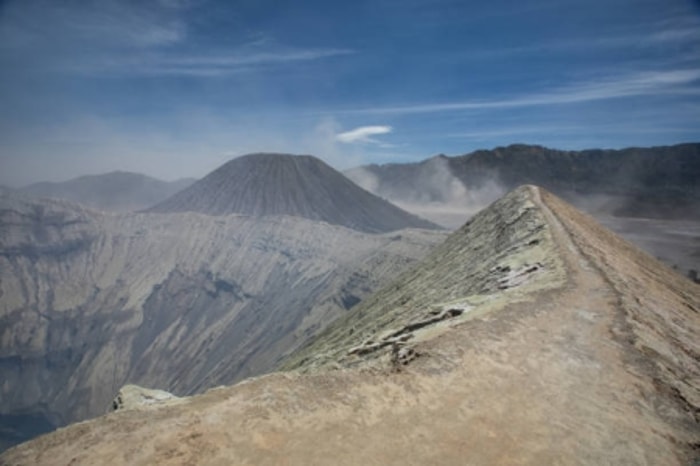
336;126;393;144
0;1;352;77
70;48;355;76
156;0;205;9
0;0;184;87
458;11;700;62
447;124;699;140
158;50;353;67
333;68;700;116
465;27;700;60
0;1;187;50
447;125;582;139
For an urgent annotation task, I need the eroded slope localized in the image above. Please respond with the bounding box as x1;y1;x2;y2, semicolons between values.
0;193;444;447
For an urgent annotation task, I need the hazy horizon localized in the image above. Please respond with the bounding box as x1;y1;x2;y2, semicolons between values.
1;0;699;186
6;141;700;189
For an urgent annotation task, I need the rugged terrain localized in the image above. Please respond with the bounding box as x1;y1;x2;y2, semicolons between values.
20;172;195;212
148;153;439;232
0;192;444;451
3;186;697;465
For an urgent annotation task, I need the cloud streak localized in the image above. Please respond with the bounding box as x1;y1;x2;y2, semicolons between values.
0;0;187;50
332;68;700;116
462;25;700;60
65;48;355;76
448;123;699;140
0;1;353;77
336;126;393;144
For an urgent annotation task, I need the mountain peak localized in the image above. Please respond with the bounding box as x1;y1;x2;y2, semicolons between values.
148;153;440;233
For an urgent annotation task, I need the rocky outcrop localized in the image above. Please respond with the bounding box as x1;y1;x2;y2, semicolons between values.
346;307;466;357
111;385;179;412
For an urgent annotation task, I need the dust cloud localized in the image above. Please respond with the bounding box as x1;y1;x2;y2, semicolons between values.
347;156;507;229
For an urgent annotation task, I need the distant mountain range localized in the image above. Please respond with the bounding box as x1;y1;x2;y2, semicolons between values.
20;172;196;212
346;143;700;222
5;186;697;465
148;153;440;233
17;143;700;222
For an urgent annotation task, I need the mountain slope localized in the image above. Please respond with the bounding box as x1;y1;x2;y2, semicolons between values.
21;172;195;212
148;153;439;233
0;193;444;451
4;186;698;465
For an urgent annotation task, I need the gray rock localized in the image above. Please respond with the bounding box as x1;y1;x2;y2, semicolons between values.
111;385;179;412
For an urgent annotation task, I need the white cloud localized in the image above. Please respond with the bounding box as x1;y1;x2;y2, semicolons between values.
298;118;390;169
336;126;393;144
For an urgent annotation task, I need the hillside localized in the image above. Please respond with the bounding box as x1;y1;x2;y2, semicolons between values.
148;153;439;233
3;186;697;465
21;172;195;212
0;193;444;451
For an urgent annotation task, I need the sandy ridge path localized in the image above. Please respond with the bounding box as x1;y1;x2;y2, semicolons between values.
529;186;673;461
532;186;699;464
2;186;697;465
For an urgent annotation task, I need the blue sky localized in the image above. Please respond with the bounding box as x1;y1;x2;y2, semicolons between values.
1;0;699;185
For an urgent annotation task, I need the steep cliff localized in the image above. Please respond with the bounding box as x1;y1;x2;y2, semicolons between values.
0;193;444;450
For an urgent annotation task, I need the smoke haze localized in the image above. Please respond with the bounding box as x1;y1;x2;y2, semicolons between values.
346;156;507;229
